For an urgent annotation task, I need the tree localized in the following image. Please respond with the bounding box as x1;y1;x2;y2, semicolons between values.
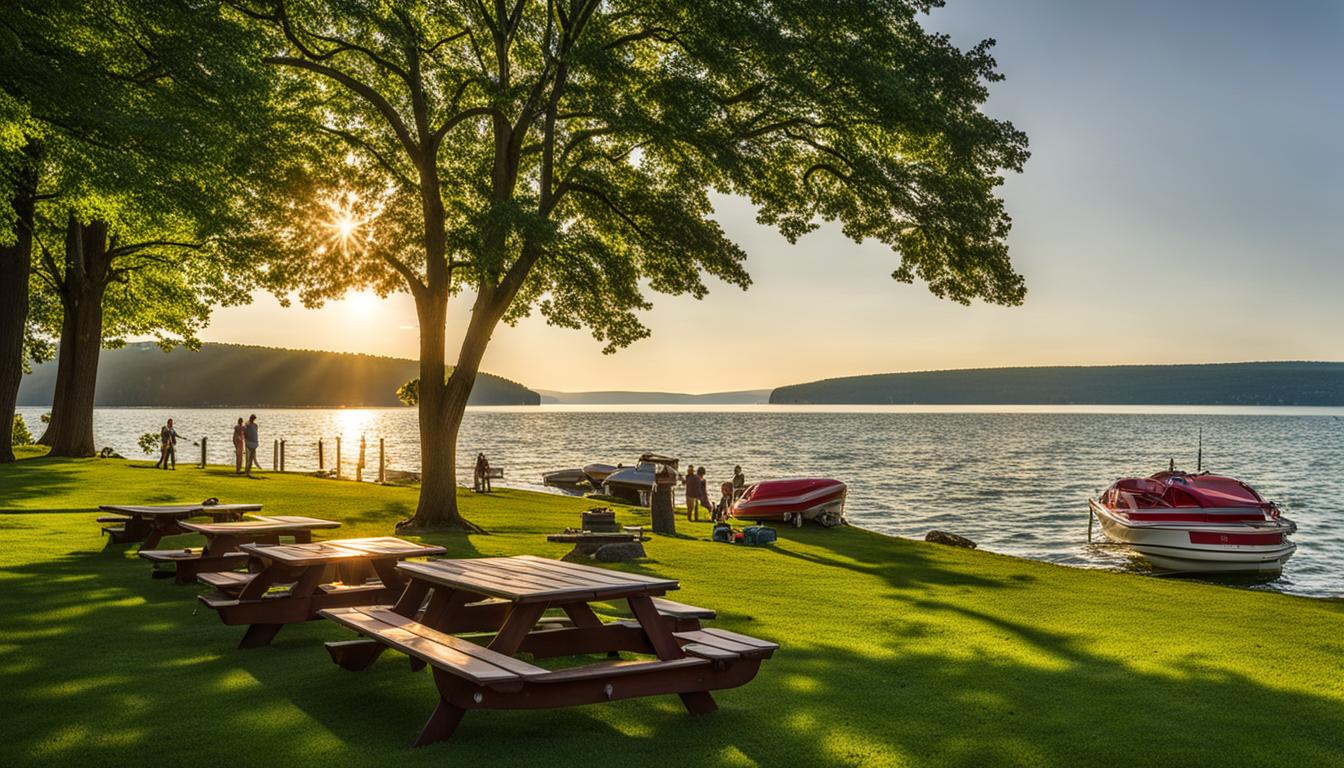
233;0;1029;528
2;0;305;456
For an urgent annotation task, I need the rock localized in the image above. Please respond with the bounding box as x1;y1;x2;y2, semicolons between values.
593;542;646;562
925;530;977;549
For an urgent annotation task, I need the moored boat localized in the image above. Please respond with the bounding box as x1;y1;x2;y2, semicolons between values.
1089;471;1297;573
731;478;848;527
583;463;618;486
601;453;677;505
542;468;589;486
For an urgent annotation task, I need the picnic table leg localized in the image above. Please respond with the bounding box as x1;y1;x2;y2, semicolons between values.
413;696;467;748
486;603;548;654
239;623;284;649
628;595;719;715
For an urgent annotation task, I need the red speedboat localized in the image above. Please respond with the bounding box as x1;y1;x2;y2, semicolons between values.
1089;471;1297;573
731;478;848;527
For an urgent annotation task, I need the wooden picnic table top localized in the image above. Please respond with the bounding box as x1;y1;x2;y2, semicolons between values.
178;515;341;536
98;503;262;518
240;537;445;567
396;554;679;604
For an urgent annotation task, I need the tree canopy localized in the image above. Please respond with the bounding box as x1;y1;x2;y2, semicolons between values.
230;0;1029;526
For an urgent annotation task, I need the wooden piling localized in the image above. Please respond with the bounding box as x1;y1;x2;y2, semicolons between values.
335;437;342;480
200;437;207;468
273;439;279;471
318;439;324;471
280;440;286;472
379;438;385;484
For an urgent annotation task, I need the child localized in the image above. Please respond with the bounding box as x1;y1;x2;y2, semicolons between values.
714;481;735;522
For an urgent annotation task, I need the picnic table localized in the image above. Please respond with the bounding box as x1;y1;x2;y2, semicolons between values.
98;503;262;548
138;515;341;584
321;554;777;747
196;537;446;649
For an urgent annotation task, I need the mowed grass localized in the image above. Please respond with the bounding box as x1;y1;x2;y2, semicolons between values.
1;448;1342;767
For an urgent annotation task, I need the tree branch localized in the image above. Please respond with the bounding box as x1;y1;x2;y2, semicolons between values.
316;125;418;191
265;56;420;160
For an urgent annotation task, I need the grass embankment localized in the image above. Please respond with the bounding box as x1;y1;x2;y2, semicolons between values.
1;448;1342;767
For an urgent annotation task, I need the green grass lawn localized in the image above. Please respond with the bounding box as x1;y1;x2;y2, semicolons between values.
2;448;1342;767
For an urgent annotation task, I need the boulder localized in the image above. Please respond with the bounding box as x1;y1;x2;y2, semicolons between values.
593;542;647;562
925;530;977;549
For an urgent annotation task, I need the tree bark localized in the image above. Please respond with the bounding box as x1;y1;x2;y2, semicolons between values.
0;139;41;462
42;217;109;458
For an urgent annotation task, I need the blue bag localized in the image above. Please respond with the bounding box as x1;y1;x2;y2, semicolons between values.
712;523;734;543
743;525;777;546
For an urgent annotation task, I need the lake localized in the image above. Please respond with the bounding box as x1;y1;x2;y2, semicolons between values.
16;404;1344;598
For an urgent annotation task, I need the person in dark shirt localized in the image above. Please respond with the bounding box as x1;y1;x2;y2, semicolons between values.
684;464;703;521
244;415;261;477
157;419;181;470
733;465;746;497
232;418;246;473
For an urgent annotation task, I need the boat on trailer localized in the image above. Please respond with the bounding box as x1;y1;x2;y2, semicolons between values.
731;478;848;527
1089;471;1297;573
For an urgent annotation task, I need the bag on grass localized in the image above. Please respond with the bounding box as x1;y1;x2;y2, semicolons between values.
712;523;734;543
743;525;777;546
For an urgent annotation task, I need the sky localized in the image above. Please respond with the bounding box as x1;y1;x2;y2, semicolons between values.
201;0;1344;393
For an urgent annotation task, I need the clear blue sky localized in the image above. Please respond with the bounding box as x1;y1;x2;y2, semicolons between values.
204;0;1344;392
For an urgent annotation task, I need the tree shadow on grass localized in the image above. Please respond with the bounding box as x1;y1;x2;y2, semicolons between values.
5;524;1344;768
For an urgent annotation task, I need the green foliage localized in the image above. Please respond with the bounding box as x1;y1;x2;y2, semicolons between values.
2;0;312;353
395;378;420;407
241;0;1029;355
137;431;159;456
9;414;33;446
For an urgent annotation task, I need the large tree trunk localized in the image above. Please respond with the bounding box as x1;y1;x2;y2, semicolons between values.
42;218;109;458
35;301;76;446
0;139;41;463
402;287;498;531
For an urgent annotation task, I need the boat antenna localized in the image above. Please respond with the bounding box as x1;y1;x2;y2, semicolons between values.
1197;428;1203;472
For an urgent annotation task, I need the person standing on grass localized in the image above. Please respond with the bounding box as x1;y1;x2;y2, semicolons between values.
232;417;246;473
244;414;261;477
157;419;181;470
695;466;713;518
684;464;703;521
733;465;746;497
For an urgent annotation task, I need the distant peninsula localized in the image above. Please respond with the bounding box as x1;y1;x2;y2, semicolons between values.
537;389;771;405
17;342;540;407
769;362;1344;406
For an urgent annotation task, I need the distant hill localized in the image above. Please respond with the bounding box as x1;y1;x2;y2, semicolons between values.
769;362;1344;406
537;389;771;405
18;342;540;407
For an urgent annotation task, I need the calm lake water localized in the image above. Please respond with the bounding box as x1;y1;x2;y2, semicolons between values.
16;404;1344;598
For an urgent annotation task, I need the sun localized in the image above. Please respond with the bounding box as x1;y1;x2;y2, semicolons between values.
345;290;377;314
318;191;379;256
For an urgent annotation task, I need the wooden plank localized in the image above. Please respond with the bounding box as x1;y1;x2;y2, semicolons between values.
650;597;716;619
179;516;341;536
359;608;547;677
533;656;709;683
138;548;203;562
696;627;780;652
397;561;598;603
515;555;677;587
673;630;760;656
335;607;547;682
100;503;262;517
457;559;592;593
680;643;740;662
240;537;442;567
483;556;638;589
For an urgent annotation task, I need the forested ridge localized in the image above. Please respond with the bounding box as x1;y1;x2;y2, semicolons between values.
17;342;539;407
770;362;1344;406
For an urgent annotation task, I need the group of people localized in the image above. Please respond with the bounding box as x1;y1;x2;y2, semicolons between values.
232;415;262;476
150;414;261;475
683;463;746;522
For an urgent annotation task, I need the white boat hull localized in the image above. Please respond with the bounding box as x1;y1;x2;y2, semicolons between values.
1089;498;1296;574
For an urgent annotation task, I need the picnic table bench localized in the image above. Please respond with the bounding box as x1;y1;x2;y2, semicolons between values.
98;503;262;548
138;515;341;583
196;537;445;648
320;554;775;747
